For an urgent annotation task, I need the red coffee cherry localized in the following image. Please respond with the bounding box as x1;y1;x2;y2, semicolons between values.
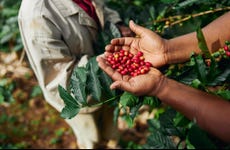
106;49;152;76
223;43;230;57
226;51;230;57
224;45;229;51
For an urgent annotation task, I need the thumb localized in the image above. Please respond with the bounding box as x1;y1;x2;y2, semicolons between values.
129;20;148;37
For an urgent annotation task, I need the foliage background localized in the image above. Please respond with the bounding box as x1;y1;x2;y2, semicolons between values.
0;0;230;149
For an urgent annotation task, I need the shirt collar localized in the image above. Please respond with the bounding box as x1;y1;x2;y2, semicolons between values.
51;0;100;29
51;0;81;17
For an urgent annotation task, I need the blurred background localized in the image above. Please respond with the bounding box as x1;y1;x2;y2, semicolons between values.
0;0;230;149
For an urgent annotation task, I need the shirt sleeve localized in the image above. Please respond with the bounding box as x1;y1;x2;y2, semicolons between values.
18;15;75;100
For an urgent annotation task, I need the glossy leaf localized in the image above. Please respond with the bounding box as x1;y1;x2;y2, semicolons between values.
188;124;217;149
143;96;161;108
120;92;139;107
99;69;116;99
58;85;81;119
58;85;79;107
69;67;87;105
196;27;211;58
216;90;230;100
142;130;176;149
86;57;101;101
60;105;80;119
193;55;207;84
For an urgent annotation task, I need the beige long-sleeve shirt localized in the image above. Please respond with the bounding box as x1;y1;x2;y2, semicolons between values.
18;0;122;112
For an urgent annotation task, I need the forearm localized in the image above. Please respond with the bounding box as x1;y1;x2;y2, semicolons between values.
202;11;230;53
156;77;230;142
167;11;230;64
167;32;199;64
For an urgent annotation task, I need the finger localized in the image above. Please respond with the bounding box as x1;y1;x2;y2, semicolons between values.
110;37;134;46
105;44;123;52
96;54;105;62
129;20;151;38
104;51;113;57
105;44;133;52
110;80;133;93
97;56;122;81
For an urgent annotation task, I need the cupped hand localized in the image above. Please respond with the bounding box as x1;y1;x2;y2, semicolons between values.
105;20;169;67
96;54;166;97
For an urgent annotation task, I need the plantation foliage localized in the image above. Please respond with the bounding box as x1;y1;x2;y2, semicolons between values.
1;0;230;149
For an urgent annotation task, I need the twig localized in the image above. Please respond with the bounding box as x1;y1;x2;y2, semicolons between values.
167;7;230;27
19;48;25;64
148;6;230;28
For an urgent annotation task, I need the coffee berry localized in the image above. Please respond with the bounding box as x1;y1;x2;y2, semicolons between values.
106;49;152;77
224;40;230;57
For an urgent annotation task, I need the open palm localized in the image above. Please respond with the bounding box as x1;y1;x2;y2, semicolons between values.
96;55;164;96
105;20;168;68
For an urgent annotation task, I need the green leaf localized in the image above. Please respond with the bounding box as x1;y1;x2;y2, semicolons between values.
109;22;121;38
154;108;165;119
142;130;176;149
129;101;143;122
193;55;207;83
143;96;161;108
160;0;176;4
191;79;202;89
120;92;139;107
74;67;87;83
58;85;79;107
185;137;196;149
0;32;14;44
113;106;120;125
173;112;191;127
176;0;198;8
0;94;4;104
206;57;219;84
99;69;116;99
159;108;184;136
60;105;80;119
196;27;211;58
122;115;134;128
30;86;42;97
187;124;217;149
69;68;87;105
147;119;161;131
58;85;81;119
209;66;230;86
86;56;99;73
216;90;230;100
86;57;101;101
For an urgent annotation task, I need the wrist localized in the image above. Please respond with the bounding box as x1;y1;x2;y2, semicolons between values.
165;39;177;65
152;74;168;97
164;39;170;65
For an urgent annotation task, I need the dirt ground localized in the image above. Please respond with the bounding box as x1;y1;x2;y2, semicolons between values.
0;51;151;149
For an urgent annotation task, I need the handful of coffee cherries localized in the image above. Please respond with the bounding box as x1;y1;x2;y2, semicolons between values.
106;49;152;77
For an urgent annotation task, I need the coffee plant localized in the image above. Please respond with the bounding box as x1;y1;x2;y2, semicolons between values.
0;0;22;52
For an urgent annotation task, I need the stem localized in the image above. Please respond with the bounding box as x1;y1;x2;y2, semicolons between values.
87;95;121;108
145;6;230;28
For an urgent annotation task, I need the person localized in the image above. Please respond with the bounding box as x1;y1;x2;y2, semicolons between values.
96;12;230;143
18;0;134;149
